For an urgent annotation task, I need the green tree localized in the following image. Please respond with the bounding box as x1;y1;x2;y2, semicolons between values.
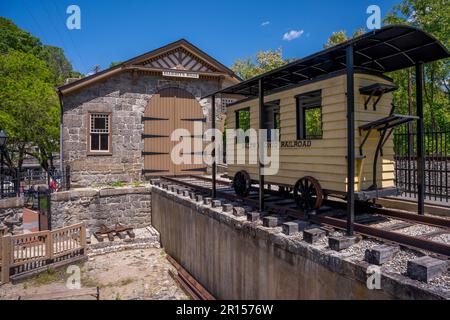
0;17;82;173
0;17;83;86
324;28;365;48
110;61;123;68
231;48;292;80
0;50;60;173
0;17;41;55
384;0;450;129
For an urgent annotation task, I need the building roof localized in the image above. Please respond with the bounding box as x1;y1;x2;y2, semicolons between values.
204;25;450;98
58;39;241;95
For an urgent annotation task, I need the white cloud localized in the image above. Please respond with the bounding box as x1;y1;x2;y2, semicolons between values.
282;30;304;41
261;21;270;27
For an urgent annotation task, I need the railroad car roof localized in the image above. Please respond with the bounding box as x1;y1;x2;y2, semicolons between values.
204;25;449;99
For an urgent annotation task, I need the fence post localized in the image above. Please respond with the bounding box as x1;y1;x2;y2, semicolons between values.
46;231;54;263
47;190;52;231
80;222;87;253
65;165;71;191
1;235;12;283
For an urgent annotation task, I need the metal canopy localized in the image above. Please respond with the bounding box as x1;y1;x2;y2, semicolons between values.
204;25;449;98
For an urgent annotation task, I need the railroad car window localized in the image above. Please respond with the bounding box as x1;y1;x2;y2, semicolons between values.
262;101;281;142
235;108;250;144
235;108;250;131
89;113;111;153
296;90;323;140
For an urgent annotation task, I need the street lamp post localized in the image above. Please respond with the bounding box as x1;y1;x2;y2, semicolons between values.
0;130;8;199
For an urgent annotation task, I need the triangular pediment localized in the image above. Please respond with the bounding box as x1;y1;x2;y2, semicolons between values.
58;39;240;95
137;47;218;73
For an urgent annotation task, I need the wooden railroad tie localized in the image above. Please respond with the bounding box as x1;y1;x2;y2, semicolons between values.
93;223;136;242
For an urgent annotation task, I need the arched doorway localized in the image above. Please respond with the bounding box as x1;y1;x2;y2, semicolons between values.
143;88;206;176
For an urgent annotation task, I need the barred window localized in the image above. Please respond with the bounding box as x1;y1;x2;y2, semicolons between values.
89;113;111;153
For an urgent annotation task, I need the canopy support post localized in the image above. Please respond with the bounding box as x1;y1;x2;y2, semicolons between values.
346;45;355;236
259;78;265;212
211;94;217;199
416;63;425;215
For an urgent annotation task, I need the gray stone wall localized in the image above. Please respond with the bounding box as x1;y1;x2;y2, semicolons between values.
62;72;223;188
0;197;23;235
51;186;152;231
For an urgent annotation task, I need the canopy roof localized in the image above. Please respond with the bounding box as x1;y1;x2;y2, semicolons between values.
206;25;449;98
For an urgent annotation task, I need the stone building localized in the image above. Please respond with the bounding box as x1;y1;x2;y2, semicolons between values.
57;40;240;188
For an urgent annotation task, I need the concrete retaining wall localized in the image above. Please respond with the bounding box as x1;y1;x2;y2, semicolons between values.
51;186;152;231
151;187;448;300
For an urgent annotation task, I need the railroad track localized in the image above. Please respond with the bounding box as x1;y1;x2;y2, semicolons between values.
156;175;450;259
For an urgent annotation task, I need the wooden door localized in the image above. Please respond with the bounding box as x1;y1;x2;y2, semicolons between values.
174;89;207;175
143;88;206;177
143;88;176;176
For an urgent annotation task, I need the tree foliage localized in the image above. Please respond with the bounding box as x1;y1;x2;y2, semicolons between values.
0;17;80;173
231;48;292;80
323;28;365;48
384;0;450;129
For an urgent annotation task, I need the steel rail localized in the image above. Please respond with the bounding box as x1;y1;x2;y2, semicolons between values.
159;176;450;257
192;175;450;230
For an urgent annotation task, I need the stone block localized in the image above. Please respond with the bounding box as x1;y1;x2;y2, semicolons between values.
183;190;190;197
282;222;299;236
233;207;246;217
222;204;233;213
328;236;359;251
263;216;279;228
196;195;203;202
247;212;260;222
365;245;399;265
189;192;196;200
212;200;222;208
203;198;212;206
407;256;448;283
303;228;326;244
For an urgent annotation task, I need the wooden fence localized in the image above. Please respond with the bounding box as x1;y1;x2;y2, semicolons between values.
0;222;86;284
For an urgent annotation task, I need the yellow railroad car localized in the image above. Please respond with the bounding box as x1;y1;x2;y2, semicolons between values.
205;25;449;214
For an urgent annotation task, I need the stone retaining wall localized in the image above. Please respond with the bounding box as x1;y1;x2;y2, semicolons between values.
51;186;152;231
0;197;23;235
151;186;449;300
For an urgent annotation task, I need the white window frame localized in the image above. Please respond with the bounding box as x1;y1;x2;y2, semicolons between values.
88;113;111;154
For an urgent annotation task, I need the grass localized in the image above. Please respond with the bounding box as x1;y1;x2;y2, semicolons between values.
97;181;145;189
25;261;86;288
107;181;127;188
29;267;66;287
132;181;143;187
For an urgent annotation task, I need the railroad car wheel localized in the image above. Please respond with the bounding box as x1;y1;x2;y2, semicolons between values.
233;171;251;197
293;176;324;211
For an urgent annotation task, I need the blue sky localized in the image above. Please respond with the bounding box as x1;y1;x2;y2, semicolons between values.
1;0;400;75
